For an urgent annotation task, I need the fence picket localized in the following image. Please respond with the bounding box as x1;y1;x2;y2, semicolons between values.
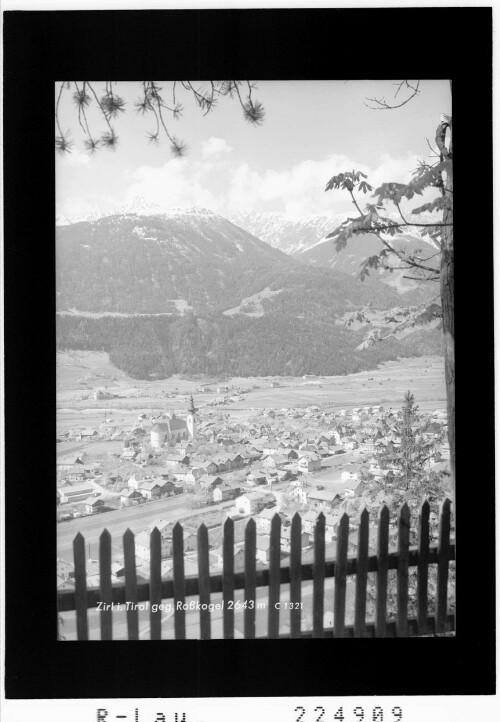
149;527;162;640
397;503;410;637
73;532;88;641
223;517;235;639
334;513;349;638
375;505;389;637
244;518;256;639
123;529;139;640
172;522;186;640
354;508;369;638
313;513;325;638
435;498;451;633
197;523;211;640
99;529;113;640
417;499;430;635
267;513;282;639
290;512;302;638
62;503;454;641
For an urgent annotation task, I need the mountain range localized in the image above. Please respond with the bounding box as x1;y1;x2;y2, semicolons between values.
56;206;443;379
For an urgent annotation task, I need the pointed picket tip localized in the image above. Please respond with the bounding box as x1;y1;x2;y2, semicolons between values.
271;512;282;528
198;522;207;534
100;528;111;540
223;516;234;531
399;501;410;515
173;521;183;534
292;511;302;523
123;527;135;541
419;498;431;515
378;503;390;520
74;531;84;544
440;497;452;512
246;517;256;532
150;526;161;540
316;511;325;525
358;506;369;523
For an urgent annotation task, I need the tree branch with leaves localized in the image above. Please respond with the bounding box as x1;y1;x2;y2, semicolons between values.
324;88;454;502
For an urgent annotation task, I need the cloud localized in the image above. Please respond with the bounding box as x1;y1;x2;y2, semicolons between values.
122;150;432;220
201;136;233;158
58;149;91;167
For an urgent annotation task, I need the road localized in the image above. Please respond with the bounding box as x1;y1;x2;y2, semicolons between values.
59;577;356;640
57;495;235;563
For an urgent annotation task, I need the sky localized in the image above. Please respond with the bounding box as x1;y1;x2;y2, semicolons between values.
56;80;451;221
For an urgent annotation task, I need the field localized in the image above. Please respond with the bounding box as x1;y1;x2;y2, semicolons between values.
57;350;446;443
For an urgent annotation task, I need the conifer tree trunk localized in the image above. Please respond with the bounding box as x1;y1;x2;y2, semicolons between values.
437;119;454;504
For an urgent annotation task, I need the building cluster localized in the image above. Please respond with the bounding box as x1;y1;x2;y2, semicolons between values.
57;395;450;589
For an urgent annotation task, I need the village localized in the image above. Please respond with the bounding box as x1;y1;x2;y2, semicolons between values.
57;378;451;595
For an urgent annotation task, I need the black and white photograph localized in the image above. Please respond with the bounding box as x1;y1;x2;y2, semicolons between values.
3;5;495;706
55;78;456;641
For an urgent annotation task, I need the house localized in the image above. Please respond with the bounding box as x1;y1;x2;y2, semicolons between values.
255;535;271;564
297;453;322;473
201;461;219;476
138;481;162;500
185;468;203;485
199;474;224;491
57;483;97;504
256;508;286;535
120;489;143;506
147;519;174;538
57;558;74;581
128;472;154;489
57;454;85;472
183;532;198;552
280;527;310;553
352;480;366;497
246;470;268;486
84;497;104;514
135;530;172;561
341;470;359;483
236;491;274;516
228;453;245;469
307;489;341;513
289;484;308;505
262;454;289;469
79;428;98;440
156;479;177;496
209;543;245;571
164;453;190;466
67;466;87;483
324;514;339;542
121;447;138;461
213;483;241;503
343;440;358;451
302;510;319;535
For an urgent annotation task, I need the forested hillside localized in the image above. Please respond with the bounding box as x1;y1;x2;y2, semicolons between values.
56;312;443;379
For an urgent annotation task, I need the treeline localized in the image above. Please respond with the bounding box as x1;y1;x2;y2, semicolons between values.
56;312;443;380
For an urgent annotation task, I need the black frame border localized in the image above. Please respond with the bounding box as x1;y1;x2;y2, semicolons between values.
3;8;495;699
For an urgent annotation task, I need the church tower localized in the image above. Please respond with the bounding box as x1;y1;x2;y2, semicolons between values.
187;395;197;440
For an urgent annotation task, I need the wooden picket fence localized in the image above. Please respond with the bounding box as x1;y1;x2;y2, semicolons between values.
57;499;455;639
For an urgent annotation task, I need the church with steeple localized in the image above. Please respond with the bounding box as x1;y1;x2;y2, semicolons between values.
150;395;197;448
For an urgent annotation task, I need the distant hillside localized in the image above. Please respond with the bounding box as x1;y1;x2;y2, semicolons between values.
56;208;295;314
56;208;416;315
56;206;443;379
230;210;439;301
